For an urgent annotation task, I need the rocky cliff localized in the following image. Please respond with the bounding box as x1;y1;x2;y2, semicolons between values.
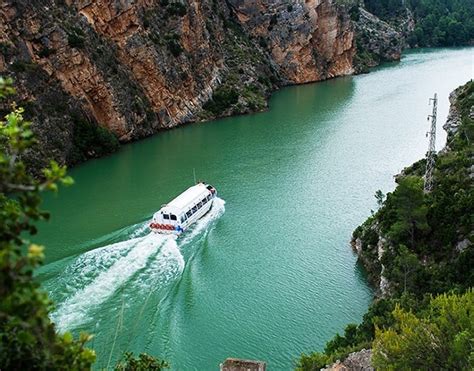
0;0;401;171
228;0;355;83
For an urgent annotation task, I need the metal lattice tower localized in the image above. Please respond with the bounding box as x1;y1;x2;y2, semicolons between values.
424;93;438;193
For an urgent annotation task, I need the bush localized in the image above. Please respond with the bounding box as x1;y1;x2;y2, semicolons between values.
67;27;85;49
115;352;169;370
38;47;55;58
296;352;331;371
166;2;186;17
203;86;239;115
10;60;38;73
68;115;120;164
165;33;183;57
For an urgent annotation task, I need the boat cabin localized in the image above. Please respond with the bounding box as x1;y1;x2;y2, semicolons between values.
151;183;216;233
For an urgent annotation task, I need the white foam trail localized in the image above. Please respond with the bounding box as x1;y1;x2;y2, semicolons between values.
52;237;142;298
179;197;226;246
50;197;225;332
128;221;150;238
134;238;185;292
51;234;181;332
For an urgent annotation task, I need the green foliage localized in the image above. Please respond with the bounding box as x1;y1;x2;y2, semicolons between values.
67;27;86;49
373;291;474;370
0;77;95;369
165;33;183;57
68;114;120;164
364;0;406;19
364;0;474;47
10;61;39;73
203;86;240;115
383;245;421;293
296;351;331;371
408;0;474;47
115;352;169;370
38;46;55;58
166;2;186;17
383;176;429;248
375;189;385;209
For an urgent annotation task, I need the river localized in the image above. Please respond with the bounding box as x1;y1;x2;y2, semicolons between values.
36;48;473;370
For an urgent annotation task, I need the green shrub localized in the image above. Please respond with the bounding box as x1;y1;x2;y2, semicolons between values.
296;352;331;371
166;2;186;17
38;47;55;58
258;37;268;48
165;33;183;57
67;27;85;48
68;115;120;164
167;39;183;56
115;352;169;370
203;86;239;115
10;61;38;73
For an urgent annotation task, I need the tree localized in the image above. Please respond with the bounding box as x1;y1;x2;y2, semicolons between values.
390;245;421;293
387;176;429;248
373;290;474;370
0;77;95;369
375;189;385;209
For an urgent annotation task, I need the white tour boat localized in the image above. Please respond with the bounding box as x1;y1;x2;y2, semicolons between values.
149;182;217;236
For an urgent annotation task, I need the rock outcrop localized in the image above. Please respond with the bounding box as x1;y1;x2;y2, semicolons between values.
228;0;355;83
352;6;413;73
323;349;373;371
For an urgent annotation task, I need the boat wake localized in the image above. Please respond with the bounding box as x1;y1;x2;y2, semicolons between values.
49;197;225;332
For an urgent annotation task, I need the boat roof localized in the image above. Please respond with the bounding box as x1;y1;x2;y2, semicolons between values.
162;183;210;214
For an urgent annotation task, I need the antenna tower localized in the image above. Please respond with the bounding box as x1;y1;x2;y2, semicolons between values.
424;93;437;193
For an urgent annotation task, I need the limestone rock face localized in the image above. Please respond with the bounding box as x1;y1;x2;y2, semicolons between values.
228;0;355;83
1;0;393;171
352;6;415;73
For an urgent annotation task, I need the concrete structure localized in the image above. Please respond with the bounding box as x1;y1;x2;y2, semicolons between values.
220;358;266;371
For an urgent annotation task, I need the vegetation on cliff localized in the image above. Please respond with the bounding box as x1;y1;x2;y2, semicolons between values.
0;78;168;370
365;0;474;47
297;81;473;370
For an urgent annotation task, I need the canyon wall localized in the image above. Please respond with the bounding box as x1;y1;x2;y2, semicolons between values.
0;0;398;170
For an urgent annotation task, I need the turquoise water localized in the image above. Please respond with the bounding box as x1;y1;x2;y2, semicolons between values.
36;48;473;369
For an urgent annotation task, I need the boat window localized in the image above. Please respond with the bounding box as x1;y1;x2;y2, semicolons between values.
206;194;211;201
186;210;192;217
202;198;207;204
192;206;197;213
197;201;202;208
170;214;177;221
163;214;170;220
181;216;185;223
